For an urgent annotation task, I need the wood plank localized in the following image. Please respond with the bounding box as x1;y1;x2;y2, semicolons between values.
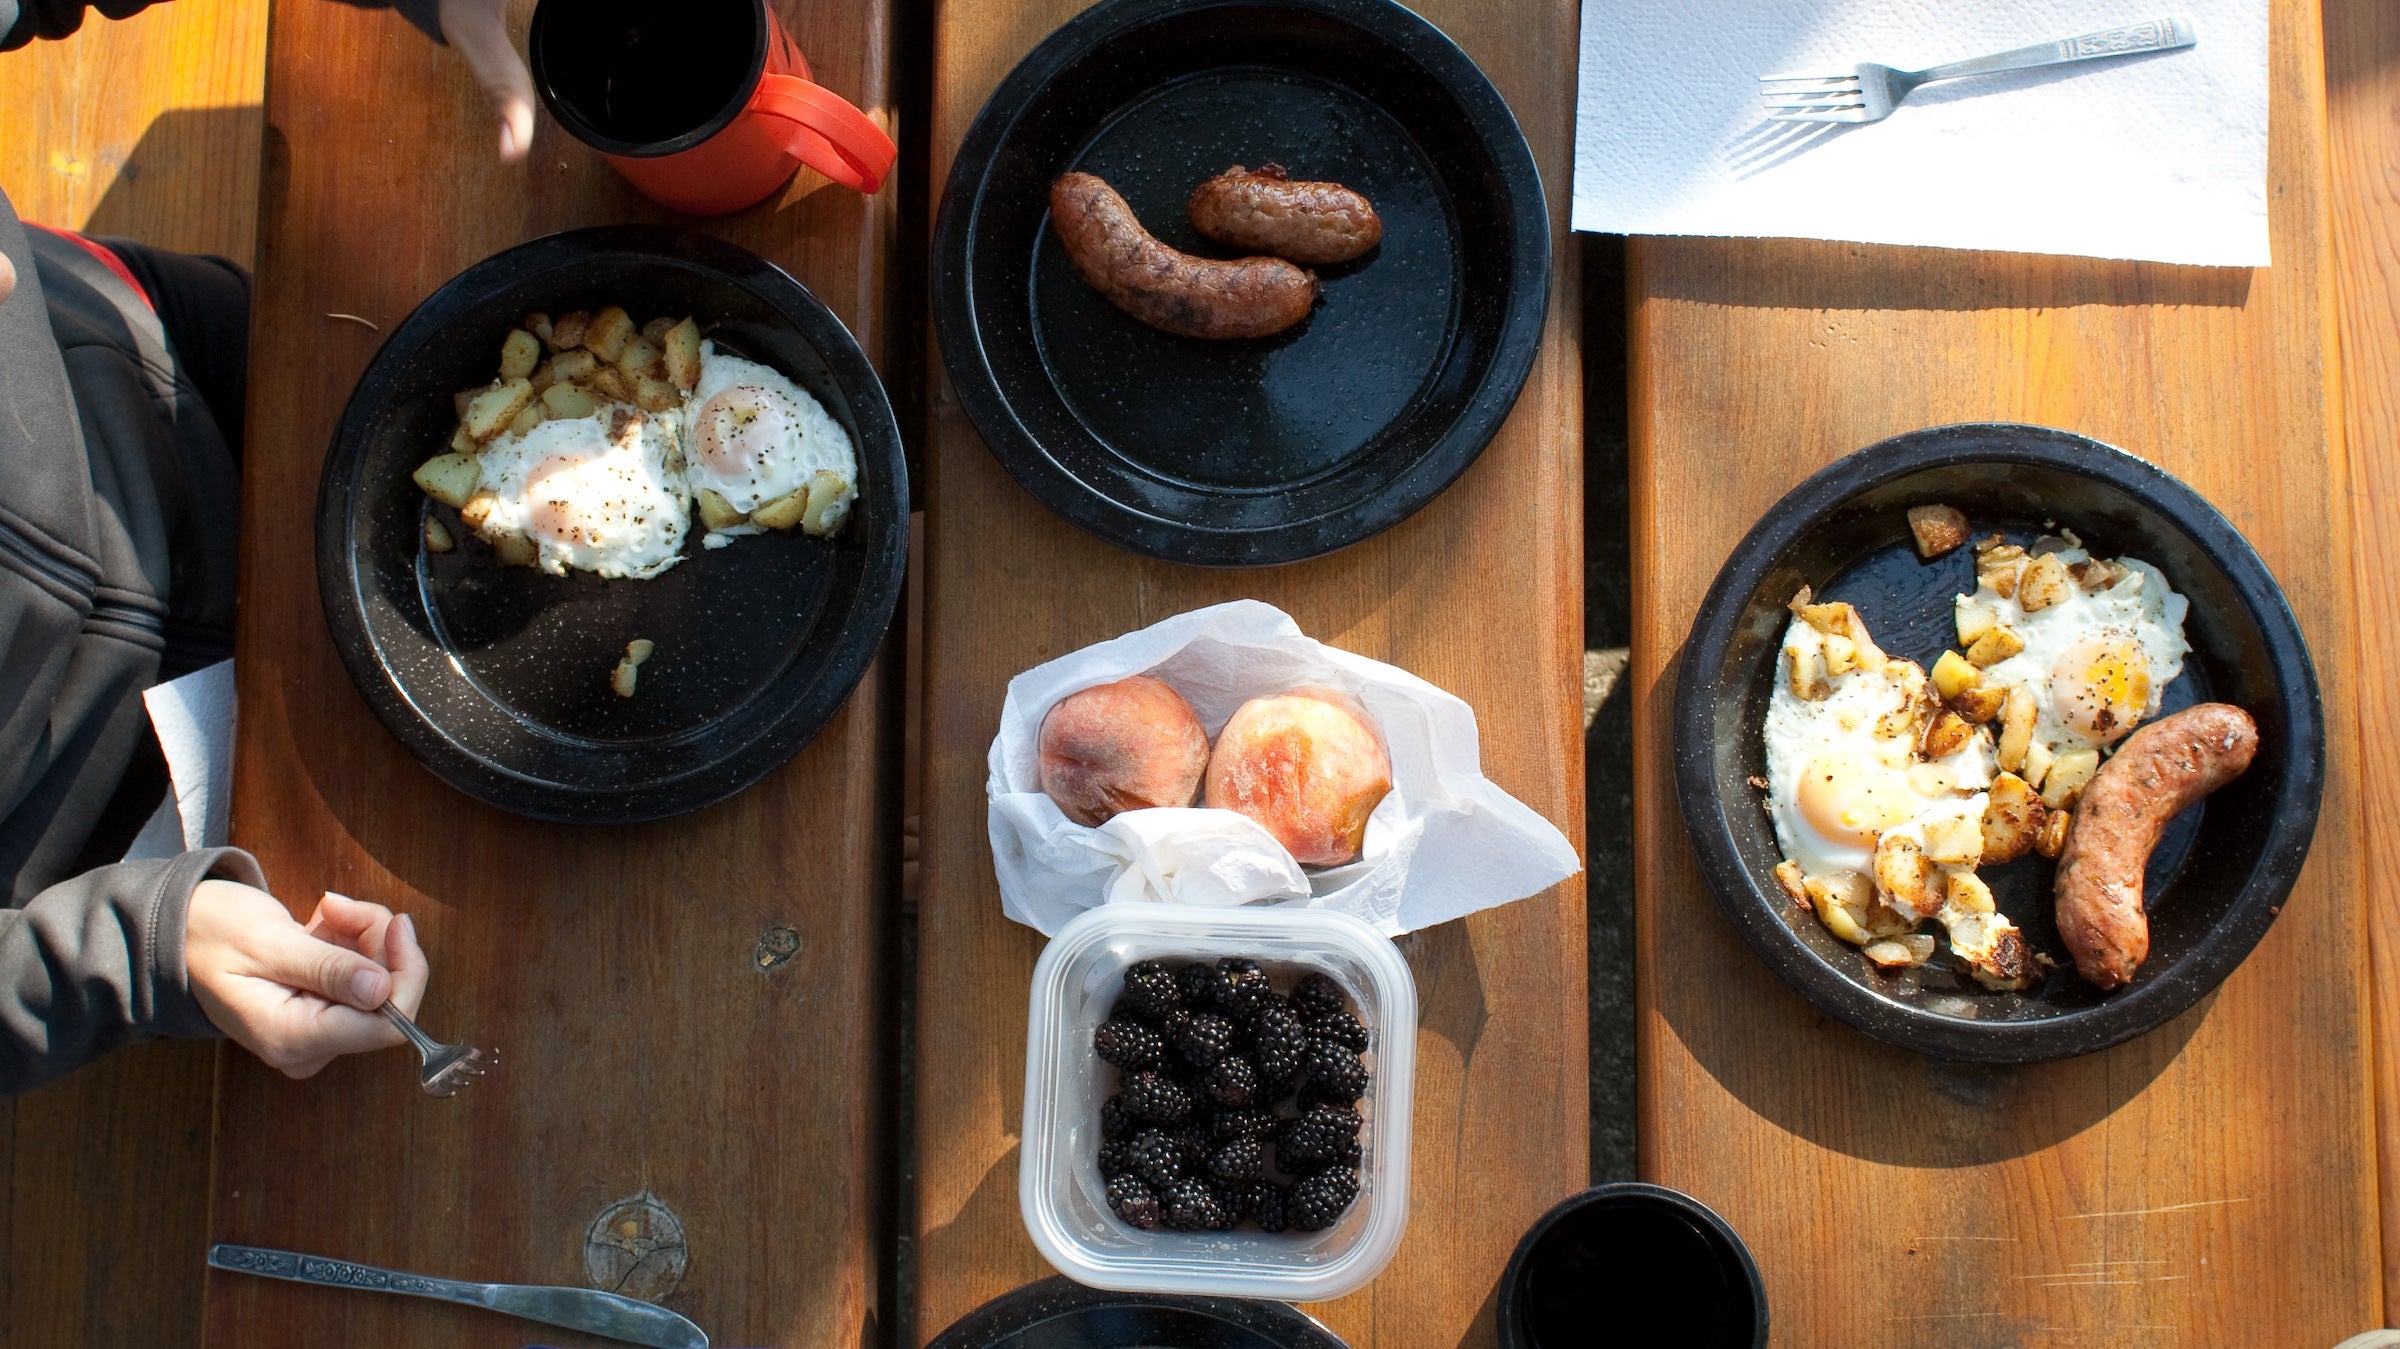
202;3;902;1346
1625;0;2381;1342
2321;0;2400;1320
912;1;1586;1343
0;8;266;1348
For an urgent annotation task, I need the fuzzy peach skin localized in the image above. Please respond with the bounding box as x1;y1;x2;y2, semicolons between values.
1037;675;1212;826
1203;686;1392;866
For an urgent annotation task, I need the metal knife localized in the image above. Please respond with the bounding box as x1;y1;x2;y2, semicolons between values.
208;1243;708;1348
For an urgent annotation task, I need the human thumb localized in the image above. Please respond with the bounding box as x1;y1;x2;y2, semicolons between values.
259;928;392;1011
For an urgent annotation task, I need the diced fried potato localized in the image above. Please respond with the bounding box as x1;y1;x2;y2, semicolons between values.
585;305;636;362
1786;585;1815;614
551;310;592;350
541;382;599;419
1946;871;1996;915
2070;557;2126;591
1805;871;1876;945
1967;626;2026;668
499;328;542;380
697;488;747;532
611;658;639;698
2041;747;2099;809
800;472;852;537
1797;601;1850;636
633;373;683;414
1862;894;1918;939
589;366;634;404
492;531;537;567
410;453;482;507
449;422;478;454
1907;504;1970;558
1921;709;1974;761
1982;557;2027;599
1785;643;1831;701
616;334;662;378
1923;814;1983;868
1955;599;1999;647
524;312;554;347
1907;763;1960;797
1872;663;1929;741
507;402;543;437
1967;924;2033;991
625;637;656;666
1981;773;2043;864
747;487;806;531
1931;650;1981;701
424;515;454;553
455;387;482;420
641;315;676;344
2018;552;2072;612
1772;860;1807;907
2023;740;2054;791
1823;632;1860;676
1863;936;1935;969
1996;686;2036;771
464;378;535;440
541;350;600;388
459;490;498;533
1950;684;2007;724
2032;530;2082;555
2036;809;2072;859
1874;834;1943;917
663;317;701;391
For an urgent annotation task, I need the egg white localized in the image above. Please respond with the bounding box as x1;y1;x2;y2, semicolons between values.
1964;551;2190;756
681;341;859;547
472;406;690;579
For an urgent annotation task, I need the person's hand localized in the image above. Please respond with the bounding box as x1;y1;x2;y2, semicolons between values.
186;884;429;1079
439;0;537;162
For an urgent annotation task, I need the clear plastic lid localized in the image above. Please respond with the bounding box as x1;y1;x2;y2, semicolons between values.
1020;903;1417;1301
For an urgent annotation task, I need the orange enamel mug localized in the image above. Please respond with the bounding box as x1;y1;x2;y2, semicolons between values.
529;0;896;217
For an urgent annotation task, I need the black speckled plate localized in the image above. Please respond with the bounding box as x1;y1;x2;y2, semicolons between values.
927;1276;1349;1349
1674;424;2322;1063
317;227;907;823
932;0;1549;566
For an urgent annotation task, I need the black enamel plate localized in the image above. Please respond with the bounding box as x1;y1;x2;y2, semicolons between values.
317;227;907;823
1674;425;2322;1063
932;0;1549;566
927;1276;1349;1349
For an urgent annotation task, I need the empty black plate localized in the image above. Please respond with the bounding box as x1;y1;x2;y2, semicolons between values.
932;0;1549;566
926;1277;1349;1349
316;227;908;823
1673;424;2322;1062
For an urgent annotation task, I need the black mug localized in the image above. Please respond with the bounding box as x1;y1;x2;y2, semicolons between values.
1499;1183;1769;1349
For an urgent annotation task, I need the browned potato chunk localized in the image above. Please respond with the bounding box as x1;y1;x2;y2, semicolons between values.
1864;934;1937;969
1946;870;1996;915
454;387;483;421
2070;557;2126;591
507;403;543;438
1785;643;1831;701
411;453;482;507
750;489;810;532
1967;626;2026;668
2022;740;2055;790
1805;871;1877;945
611;657;640;698
800;471;852;536
491;531;537;567
625;638;655;667
663;317;702;392
1772;860;1808;907
585;306;637;362
1921;709;1975;761
616;334;662;378
1931;649;1980;702
458;490;498;534
424;514;454;553
589;367;634;404
524;312;554;347
1922;813;1982;868
1980;772;2044;864
2017;552;2072;612
541;382;599;420
697;488;747;533
499;328;542;380
1949;684;2007;724
551;310;592;350
1977;543;2028;599
632;373;683;414
640;315;676;344
2040;747;2100;809
449;422;478;455
1907;504;1970;558
540;350;600;389
2035;808;2072;859
1874;834;1942;917
464;378;535;440
1995;686;2036;771
1955;599;1999;647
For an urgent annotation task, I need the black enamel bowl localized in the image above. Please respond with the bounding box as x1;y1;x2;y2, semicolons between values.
317;227;908;823
926;1277;1348;1349
1674;424;2322;1063
931;0;1549;566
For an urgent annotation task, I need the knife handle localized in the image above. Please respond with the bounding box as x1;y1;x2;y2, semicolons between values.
208;1244;479;1305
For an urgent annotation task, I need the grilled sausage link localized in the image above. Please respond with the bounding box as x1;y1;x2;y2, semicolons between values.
2053;703;2259;990
1048;172;1318;339
1186;163;1383;265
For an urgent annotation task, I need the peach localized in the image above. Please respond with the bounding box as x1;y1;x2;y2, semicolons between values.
1203;686;1392;866
1037;675;1210;826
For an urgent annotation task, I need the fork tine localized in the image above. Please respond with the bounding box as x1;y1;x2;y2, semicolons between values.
1769;109;1870;123
1757;81;1858;96
1761;96;1865;108
1762;103;1865;115
1758;73;1857;85
1758;88;1863;102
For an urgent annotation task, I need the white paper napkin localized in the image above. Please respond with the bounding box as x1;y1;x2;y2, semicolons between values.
986;601;1582;936
1572;2;2267;266
122;659;237;861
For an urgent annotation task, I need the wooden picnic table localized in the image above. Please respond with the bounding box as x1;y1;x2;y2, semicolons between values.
1625;0;2388;1342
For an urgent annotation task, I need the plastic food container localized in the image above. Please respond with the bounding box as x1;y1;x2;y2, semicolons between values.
1020;903;1418;1301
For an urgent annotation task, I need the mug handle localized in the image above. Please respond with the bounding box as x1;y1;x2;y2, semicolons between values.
751;74;897;194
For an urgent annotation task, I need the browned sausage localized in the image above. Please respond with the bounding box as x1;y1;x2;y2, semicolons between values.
1048;172;1318;339
1186;163;1383;265
2053;703;2259;989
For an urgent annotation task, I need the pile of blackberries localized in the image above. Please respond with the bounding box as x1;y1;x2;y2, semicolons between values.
1095;958;1369;1234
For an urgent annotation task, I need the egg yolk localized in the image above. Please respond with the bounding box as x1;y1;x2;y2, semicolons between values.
1794;752;1915;848
525;455;600;546
694;385;787;480
2050;635;2151;743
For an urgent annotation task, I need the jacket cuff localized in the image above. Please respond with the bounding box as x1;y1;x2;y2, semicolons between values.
143;847;264;1041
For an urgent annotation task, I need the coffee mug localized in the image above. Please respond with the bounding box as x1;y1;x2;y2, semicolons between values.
529;0;897;217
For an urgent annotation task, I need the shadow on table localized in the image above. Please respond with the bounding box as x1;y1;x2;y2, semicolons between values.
1635;233;2253;314
69;104;267;264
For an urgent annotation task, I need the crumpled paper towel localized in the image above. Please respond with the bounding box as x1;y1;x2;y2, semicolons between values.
1572;1;2267;266
987;601;1582;936
122;659;237;861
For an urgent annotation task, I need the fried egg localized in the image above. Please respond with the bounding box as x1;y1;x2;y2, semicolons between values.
465;406;690;579
682;341;858;547
1963;548;2189;757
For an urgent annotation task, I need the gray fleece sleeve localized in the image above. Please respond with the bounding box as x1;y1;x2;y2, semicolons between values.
0;847;256;1094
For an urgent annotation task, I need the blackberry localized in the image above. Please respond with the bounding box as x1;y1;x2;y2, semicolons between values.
1206;1137;1266;1183
1210;1106;1281;1142
1277;1104;1361;1172
1174;1013;1237;1069
1251;1000;1310;1086
1093;1019;1164;1069
1175;962;1218;1011
1108;1174;1162;1230
1122;1070;1194;1123
1126;1129;1185;1187
1305;1040;1370;1101
1250;1180;1292;1233
1205;1055;1260;1107
1161;1177;1229;1232
1100;1094;1134;1140
1293;972;1347;1018
1098;1138;1132;1178
1308;1009;1370;1053
1119;961;1183;1020
1213;958;1272;1019
1289;1166;1359;1231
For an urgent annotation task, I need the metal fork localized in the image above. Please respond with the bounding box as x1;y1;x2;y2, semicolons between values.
1760;17;2196;124
380;1002;496;1097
